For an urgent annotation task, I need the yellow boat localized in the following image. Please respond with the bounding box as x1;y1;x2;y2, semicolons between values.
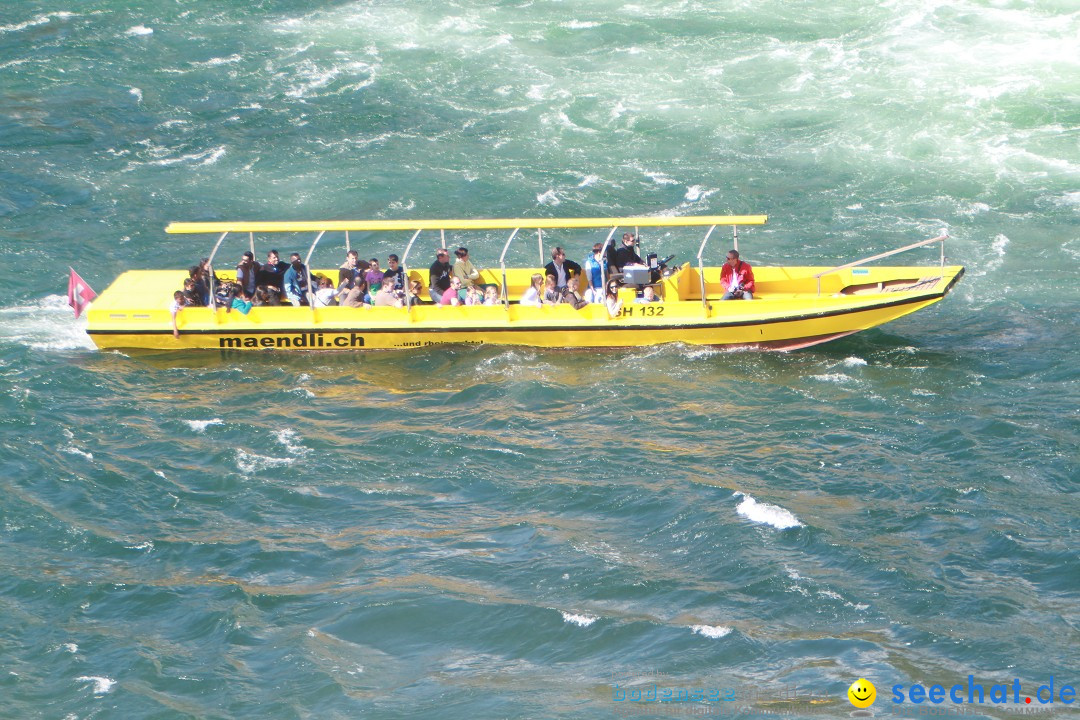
85;215;964;352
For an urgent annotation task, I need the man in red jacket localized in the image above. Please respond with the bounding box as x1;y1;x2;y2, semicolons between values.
719;249;755;300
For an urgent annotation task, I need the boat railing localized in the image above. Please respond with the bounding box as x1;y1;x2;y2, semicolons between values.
813;231;948;296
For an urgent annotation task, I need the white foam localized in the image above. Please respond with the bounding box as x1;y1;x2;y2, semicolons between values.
235;450;295;475
61;446;93;461
562;21;600;29
560;611;597;627
0;12;77;33
125;541;154;552
810;373;852;384
683;185;717;202
62;643;78;653
128;87;142;102
842;356;868;367
690;624;732;639
184;419;223;433
1054;191;1080;209
148;145;226;167
489;447;525;457
536;189;560;206
577;174;599;187
77;676;116;694
643;170;679;185
125;25;153;36
734;492;803;530
274;428;310;456
190;54;242;67
0;295;97;351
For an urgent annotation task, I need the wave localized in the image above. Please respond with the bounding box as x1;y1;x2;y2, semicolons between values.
184;419;223;433
690;624;732;639
235;450;295;475
560;611;597;627
0;11;78;34
77;676;116;694
733;492;803;530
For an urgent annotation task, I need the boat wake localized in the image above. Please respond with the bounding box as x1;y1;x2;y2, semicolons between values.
0;295;96;351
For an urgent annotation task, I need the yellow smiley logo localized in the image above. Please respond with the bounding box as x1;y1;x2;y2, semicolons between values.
848;678;876;708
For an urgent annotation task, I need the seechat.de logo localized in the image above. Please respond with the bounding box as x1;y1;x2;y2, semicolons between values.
848;678;877;709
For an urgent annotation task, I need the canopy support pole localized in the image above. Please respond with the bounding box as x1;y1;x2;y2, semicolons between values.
206;231;230;322
399;229;423;319
498;228;521;311
598;227;619;293
304;231;326;312
696;225;718;314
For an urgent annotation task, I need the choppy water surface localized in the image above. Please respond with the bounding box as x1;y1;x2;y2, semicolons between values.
1;1;1077;718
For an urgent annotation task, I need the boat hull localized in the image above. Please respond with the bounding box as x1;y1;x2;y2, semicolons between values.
87;266;964;352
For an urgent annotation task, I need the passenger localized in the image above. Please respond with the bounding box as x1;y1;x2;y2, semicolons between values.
520;273;543;307
337;278;369;308
405;278;424;307
428;248;453;303
564;276;588;309
182;277;203;307
441;276;463;306
615;232;643;271
253;287;279;306
338;250;361;286
720;249;756;300
170;290;185;339
635;286;659;303
483;285;500;306
236;251;260;298
384;254;405;292
214;280;238;308
283;253;310;306
452;247;481;289
583;243;606;303
605;280;623;318
191;259;216;305
229;289;253;315
258;249;288;294
542;274;563;305
373;275;404;308
464;285;482;306
364;258;385;288
544;247;582;289
314;276;337;306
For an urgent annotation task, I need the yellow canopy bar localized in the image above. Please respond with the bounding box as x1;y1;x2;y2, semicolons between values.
165;215;767;234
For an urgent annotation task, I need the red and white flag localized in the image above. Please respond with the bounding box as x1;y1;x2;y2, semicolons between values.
68;268;97;319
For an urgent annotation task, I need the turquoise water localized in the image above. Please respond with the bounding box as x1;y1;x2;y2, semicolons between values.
1;1;1078;718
